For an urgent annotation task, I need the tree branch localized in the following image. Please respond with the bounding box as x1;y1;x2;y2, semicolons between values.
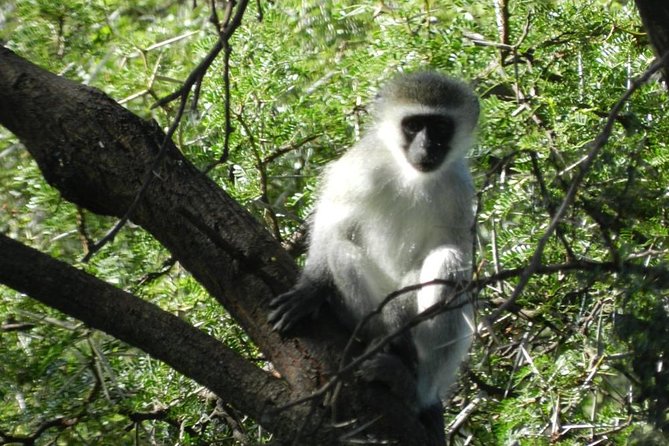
487;52;669;325
0;46;433;445
0;233;292;433
0;44;310;387
635;0;669;85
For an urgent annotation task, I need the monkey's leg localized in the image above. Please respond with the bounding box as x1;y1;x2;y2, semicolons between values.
419;402;447;446
415;245;469;312
357;344;447;446
413;246;474;404
354;332;418;405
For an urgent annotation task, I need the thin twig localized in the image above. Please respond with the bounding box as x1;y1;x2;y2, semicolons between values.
272;255;669;412
486;51;669;325
276;279;473;412
82;1;249;261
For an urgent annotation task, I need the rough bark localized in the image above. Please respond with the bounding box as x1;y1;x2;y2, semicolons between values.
0;46;434;445
635;0;669;85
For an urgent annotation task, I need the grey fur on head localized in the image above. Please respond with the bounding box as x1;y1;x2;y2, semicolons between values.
375;71;479;128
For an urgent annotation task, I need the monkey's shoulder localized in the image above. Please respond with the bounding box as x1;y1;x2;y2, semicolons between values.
319;152;393;202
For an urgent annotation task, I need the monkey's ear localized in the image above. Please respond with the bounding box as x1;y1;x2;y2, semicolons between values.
268;285;324;333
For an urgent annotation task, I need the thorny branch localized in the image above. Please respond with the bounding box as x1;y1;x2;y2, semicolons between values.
272;279;471;413
486;51;669;326
272;254;669;413
0;417;78;445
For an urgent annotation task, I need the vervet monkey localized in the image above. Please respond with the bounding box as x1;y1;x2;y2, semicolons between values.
269;71;478;436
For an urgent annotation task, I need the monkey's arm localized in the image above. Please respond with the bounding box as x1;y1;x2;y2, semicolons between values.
325;234;394;325
269;153;394;332
268;230;392;333
268;209;346;332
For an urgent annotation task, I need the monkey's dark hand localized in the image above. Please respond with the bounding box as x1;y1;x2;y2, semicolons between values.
268;285;323;333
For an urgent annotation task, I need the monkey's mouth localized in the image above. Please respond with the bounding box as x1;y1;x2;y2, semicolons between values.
413;161;440;172
412;151;449;172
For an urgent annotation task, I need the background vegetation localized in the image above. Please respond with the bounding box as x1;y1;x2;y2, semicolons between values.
1;0;668;444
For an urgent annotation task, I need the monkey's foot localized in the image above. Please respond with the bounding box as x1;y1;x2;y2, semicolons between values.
355;351;417;404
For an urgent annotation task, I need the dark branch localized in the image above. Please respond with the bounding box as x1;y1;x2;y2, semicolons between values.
0;234;291;430
0;46;435;445
635;0;669;85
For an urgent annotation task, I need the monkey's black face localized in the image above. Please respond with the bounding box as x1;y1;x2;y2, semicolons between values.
401;114;454;172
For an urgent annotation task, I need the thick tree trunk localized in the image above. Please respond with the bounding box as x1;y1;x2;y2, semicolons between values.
0;46;434;445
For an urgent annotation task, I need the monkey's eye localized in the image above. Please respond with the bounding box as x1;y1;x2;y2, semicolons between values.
401;115;454;143
429;116;454;141
401;116;425;136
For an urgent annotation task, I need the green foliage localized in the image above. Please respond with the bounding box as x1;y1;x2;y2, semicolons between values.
1;0;668;444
